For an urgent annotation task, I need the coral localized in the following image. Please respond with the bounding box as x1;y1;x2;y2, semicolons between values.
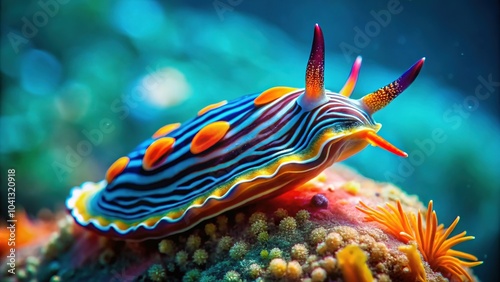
369;242;389;262
336;244;374;282
199;275;217;282
325;232;343;252
216;215;229;233
295;209;310;224
250;219;267;236
5;165;482;281
0;210;60;257
310;227;327;245
193;249;208;265
204;223;217;239
399;244;426;282
186;234;201;252
148;264;166;282
316;242;328;256
269;248;283;259
183;269;201;282
357;200;482;281
229;242;248;260
341;181;361;195
217;236;233;252
310;267;327;282
320;256;336;274
175;250;189;267
249;212;267;224
279;216;297;233
257;231;269;242
223;270;242;282
286;260;303;280
268;258;287;278
291;243;309;263
158;239;175;256
334;226;359;243
274;208;289;219
247;263;262;279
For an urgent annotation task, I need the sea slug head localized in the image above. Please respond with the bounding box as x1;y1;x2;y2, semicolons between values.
297;24;425;161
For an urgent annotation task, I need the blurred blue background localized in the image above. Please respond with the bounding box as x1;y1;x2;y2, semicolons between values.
1;0;498;279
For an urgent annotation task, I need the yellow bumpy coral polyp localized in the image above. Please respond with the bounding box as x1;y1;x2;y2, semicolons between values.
399;244;426;282
336;244;374;282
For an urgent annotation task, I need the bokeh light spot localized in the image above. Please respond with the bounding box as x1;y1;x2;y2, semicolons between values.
141;67;190;108
128;67;191;121
20;49;62;96
56;81;92;121
0;114;45;153
111;0;165;39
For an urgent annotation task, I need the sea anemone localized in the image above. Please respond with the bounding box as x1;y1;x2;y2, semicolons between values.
357;200;483;281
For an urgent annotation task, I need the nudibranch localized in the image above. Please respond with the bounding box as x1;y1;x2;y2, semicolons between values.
66;24;425;240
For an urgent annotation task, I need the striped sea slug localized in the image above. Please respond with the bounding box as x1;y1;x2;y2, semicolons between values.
66;24;425;240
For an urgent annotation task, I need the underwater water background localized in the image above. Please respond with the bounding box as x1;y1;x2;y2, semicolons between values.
0;0;498;280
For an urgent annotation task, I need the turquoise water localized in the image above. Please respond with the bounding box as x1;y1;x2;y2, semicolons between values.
1;0;498;280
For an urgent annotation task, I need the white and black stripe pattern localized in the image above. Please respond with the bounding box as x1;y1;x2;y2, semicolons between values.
89;89;376;222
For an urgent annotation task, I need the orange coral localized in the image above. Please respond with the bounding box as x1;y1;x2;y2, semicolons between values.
0;210;58;257
357;200;482;281
399;244;426;282
336;244;373;282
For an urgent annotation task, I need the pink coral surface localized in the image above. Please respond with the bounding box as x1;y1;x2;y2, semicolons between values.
1;165;479;282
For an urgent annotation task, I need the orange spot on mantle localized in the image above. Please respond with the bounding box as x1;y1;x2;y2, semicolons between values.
190;121;230;154
143;137;176;170
198;100;227;116
152;123;181;139
254;87;297;106
106;156;130;183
